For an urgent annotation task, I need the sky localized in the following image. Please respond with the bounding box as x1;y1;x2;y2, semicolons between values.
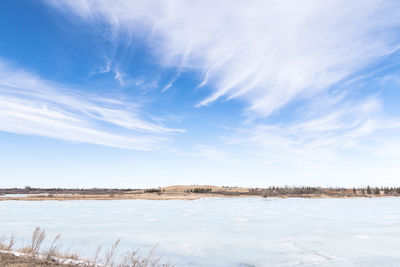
0;0;400;188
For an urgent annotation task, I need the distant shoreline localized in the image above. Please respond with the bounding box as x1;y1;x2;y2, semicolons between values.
1;185;399;201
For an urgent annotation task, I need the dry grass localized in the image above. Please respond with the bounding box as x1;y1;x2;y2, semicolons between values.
0;193;227;201
0;228;172;267
104;239;120;266
0;234;14;251
0;252;78;267
22;227;46;255
44;234;62;260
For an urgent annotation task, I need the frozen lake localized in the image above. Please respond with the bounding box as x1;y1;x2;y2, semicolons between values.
1;198;400;266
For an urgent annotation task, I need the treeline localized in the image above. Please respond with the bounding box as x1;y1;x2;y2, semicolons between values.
144;188;164;193
2;186;400;198
0;186;138;195
248;186;400;197
185;187;213;193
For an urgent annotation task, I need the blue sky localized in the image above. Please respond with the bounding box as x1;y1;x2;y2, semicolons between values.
1;0;400;188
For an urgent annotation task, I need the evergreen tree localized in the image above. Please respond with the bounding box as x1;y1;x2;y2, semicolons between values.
374;187;380;195
366;186;372;194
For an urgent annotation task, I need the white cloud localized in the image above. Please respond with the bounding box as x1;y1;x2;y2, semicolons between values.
33;0;400;185
45;0;400;116
0;60;183;150
186;95;400;186
226;96;400;164
113;69;124;85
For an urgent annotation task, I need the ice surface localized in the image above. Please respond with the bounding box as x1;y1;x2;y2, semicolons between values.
0;198;399;266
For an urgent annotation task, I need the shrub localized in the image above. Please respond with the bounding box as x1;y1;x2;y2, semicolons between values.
144;189;162;193
188;188;212;193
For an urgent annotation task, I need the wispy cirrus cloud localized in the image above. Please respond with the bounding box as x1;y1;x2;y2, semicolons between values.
0;60;183;150
228;96;400;164
188;95;400;185
39;0;400;185
44;0;400;117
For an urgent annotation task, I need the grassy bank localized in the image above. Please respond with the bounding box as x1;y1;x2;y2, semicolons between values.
0;252;77;267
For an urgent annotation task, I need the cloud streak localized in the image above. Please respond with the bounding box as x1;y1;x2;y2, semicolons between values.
45;0;400;116
34;0;400;185
0;60;183;150
184;95;400;186
225;95;400;166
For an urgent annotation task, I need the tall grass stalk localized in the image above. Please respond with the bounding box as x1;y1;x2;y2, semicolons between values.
0;227;172;267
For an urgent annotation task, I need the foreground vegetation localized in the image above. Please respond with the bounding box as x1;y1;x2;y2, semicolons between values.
1;185;400;201
0;252;77;267
0;228;172;267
